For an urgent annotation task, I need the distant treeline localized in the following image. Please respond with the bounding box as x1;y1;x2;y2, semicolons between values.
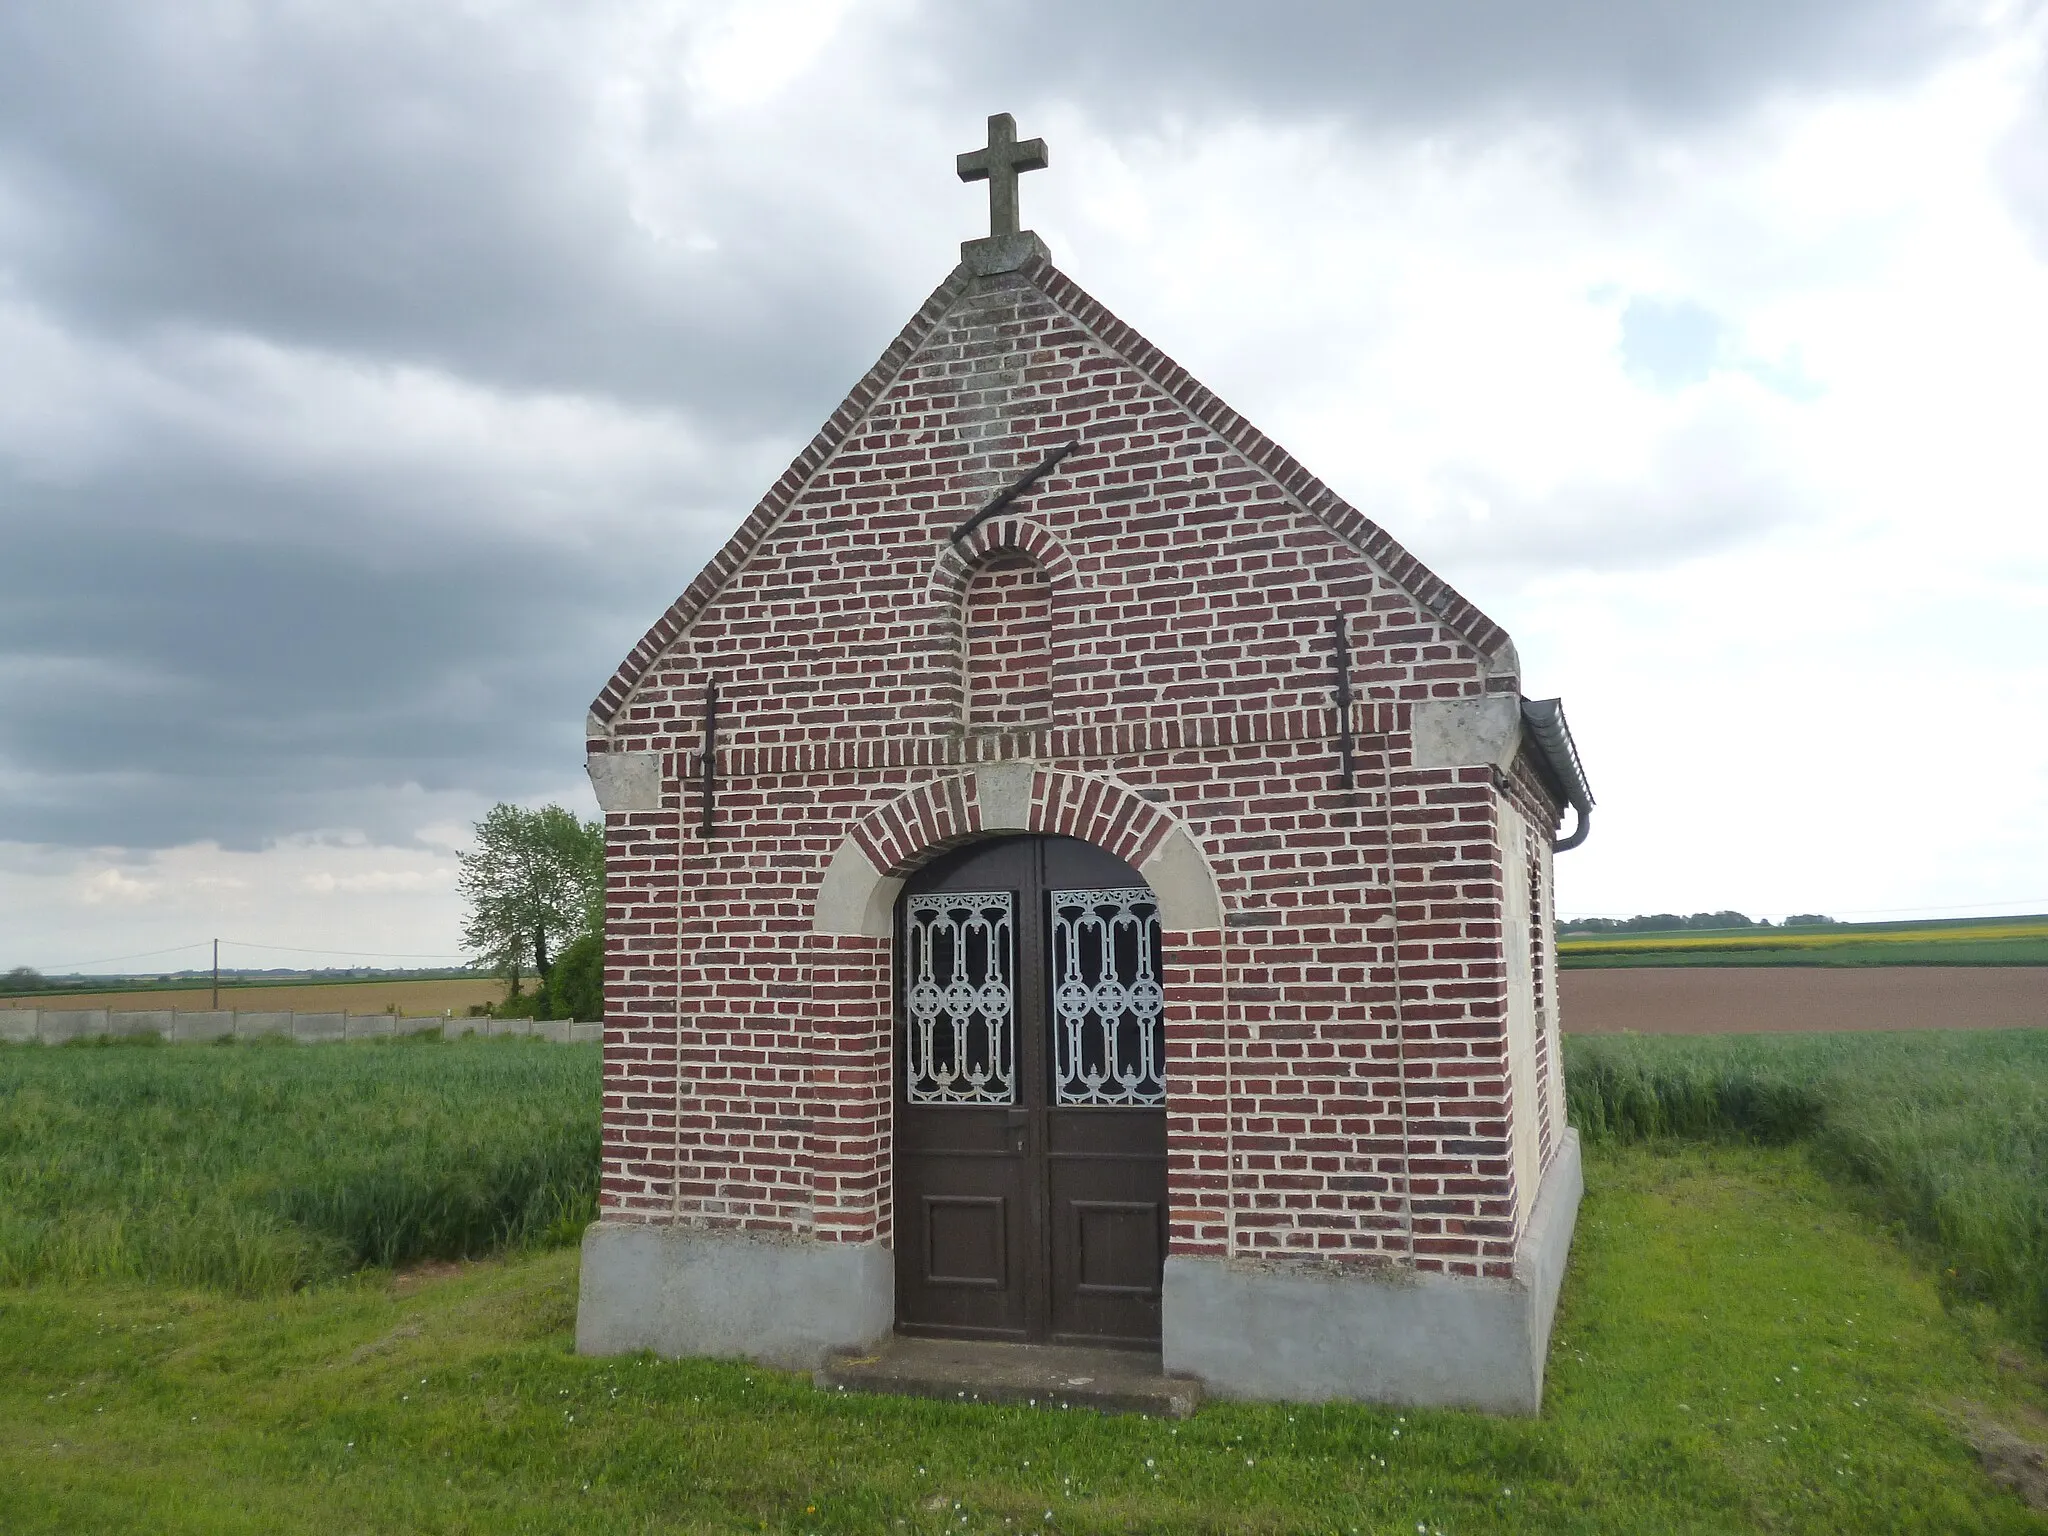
1558;912;1840;935
0;965;481;996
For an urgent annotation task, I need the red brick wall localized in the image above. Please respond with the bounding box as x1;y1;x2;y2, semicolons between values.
965;553;1052;730
589;258;1564;1280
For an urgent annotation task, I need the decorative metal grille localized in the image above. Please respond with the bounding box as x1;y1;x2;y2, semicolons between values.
903;891;1015;1105
1050;887;1166;1107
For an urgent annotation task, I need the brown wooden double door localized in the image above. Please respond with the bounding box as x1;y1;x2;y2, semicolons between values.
894;835;1167;1349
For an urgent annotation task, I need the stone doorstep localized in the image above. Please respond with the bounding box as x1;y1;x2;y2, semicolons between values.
815;1336;1201;1419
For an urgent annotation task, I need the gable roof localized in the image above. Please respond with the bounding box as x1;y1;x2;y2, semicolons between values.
590;252;1514;729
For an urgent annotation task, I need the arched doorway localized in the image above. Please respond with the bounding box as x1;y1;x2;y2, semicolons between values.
894;834;1167;1349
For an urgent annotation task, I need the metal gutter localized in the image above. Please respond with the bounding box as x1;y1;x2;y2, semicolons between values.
1519;697;1594;852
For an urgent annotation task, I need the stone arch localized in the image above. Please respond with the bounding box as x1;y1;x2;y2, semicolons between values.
928;516;1077;606
811;765;1224;938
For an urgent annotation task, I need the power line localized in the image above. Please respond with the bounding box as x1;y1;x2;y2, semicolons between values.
17;941;214;971
219;940;471;961
22;938;471;972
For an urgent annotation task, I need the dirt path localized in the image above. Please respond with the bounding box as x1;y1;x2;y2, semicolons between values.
1561;965;2048;1034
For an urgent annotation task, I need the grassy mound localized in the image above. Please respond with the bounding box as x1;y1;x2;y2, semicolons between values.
0;1035;598;1293
1565;1029;2048;1346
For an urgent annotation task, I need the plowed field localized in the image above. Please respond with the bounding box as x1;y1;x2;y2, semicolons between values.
1562;964;2048;1034
0;977;501;1016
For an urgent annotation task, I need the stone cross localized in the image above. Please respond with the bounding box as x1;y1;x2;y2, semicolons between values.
957;113;1048;239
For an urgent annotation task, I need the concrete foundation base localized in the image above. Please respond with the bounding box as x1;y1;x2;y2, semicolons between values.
576;1133;1581;1407
576;1224;893;1371
1162;1130;1583;1414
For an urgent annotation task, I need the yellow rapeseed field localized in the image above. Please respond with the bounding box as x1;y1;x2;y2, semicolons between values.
1558;917;2048;955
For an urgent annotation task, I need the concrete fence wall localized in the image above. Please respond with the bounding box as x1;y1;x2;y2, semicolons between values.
0;1009;600;1046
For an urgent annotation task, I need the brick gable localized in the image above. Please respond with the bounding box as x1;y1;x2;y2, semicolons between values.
589;254;1514;736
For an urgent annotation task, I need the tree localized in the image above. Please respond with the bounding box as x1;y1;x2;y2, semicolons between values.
458;804;602;996
1558;910;1761;936
544;932;604;1022
0;966;43;994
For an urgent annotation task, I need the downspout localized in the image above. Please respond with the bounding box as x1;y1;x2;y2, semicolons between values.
1554;802;1592;853
1519;697;1595;854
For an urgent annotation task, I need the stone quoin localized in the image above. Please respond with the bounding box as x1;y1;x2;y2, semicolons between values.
576;113;1594;1414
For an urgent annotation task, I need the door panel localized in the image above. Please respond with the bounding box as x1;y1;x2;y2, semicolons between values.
1047;1112;1167;1345
894;835;1167;1349
924;1196;1007;1288
1075;1202;1161;1293
895;1102;1032;1337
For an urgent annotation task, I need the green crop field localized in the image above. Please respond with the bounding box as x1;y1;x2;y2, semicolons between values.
1565;1028;2048;1347
1558;912;2048;968
0;1035;596;1293
1;1033;2043;1531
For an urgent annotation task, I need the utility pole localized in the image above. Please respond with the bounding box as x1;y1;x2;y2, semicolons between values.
212;939;219;1010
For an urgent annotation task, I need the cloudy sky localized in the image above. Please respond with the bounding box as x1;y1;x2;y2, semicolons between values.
4;1;2046;974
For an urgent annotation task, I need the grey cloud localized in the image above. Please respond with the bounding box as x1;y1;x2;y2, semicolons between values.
0;459;689;849
931;0;1977;135
0;5;925;853
0;6;905;425
1414;415;1815;578
0;1;1992;863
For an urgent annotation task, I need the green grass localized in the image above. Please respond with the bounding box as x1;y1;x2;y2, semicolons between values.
1558;913;2048;968
2;1143;2042;1533
0;1036;599;1293
3;1033;2044;1528
1566;1029;2048;1349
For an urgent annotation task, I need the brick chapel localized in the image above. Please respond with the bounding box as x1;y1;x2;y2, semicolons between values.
576;116;1594;1413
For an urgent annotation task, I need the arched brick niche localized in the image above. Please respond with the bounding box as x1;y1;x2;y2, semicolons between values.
929;518;1077;733
964;553;1053;730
